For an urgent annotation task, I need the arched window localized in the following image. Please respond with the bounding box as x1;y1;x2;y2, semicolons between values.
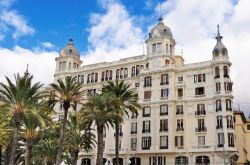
195;156;210;165
81;158;91;165
116;69;120;79
112;158;123;165
175;156;188;165
216;99;222;111
95;73;98;82
215;66;220;78
120;68;124;79
109;70;113;80
87;74;90;84
131;66;135;77
226;99;232;111
101;71;105;81
124;68;128;78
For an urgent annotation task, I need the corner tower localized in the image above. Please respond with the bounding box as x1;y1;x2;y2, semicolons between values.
55;39;82;74
145;17;176;69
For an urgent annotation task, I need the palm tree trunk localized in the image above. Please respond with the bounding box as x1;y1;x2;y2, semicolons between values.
25;141;33;165
96;125;104;165
55;108;69;165
4;143;11;165
71;150;79;165
115;122;119;165
9;127;18;165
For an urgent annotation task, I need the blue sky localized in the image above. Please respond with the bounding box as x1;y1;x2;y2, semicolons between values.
0;0;250;114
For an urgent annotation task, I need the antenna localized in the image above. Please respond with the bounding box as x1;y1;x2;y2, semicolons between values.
158;2;163;21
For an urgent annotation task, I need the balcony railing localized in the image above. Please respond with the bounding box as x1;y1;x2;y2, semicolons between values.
176;110;183;115
131;131;137;134
160;146;168;149
159;128;168;132
216;125;223;129
195;110;206;116
226;108;232;111
214;75;220;79
142;146;150;150
227;125;234;129
195;127;207;132
217;144;224;148
192;145;211;149
160;112;168;116
176;146;184;149
114;132;123;137
216;108;222;112
176;127;184;132
142;129;150;133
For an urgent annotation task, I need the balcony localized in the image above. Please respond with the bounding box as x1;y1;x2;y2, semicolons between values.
216;125;223;129
160;82;169;85
142;146;150;150
214;75;220;79
192;145;211;149
160;112;168;116
195;110;206;116
224;75;230;78
195;127;207;133
216;108;222;112
229;144;235;147
227;125;234;129
142;129;150;133
131;131;137;134
159;128;168;132
226;108;232;111
114;132;123;137
176;127;184;132
217;144;224;148
176;110;183;115
160;146;168;149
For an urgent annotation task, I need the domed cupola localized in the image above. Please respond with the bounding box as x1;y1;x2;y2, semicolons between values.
149;17;173;39
213;25;228;57
59;38;80;57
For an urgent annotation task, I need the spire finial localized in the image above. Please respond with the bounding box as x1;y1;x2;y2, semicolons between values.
24;64;29;76
158;2;163;22
215;24;223;42
68;38;74;45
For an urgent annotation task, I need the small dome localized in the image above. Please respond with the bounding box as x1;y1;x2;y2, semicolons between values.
213;25;228;57
59;39;80;57
149;17;173;39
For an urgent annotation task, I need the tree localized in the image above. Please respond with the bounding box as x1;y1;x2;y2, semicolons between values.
103;80;141;165
80;93;121;165
65;114;95;165
50;76;84;165
0;74;44;165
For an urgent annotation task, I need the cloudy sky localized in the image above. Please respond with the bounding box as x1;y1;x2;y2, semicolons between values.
0;0;249;115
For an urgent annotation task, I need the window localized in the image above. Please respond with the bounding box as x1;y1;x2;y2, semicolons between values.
144;91;151;100
170;44;173;54
152;43;162;54
160;119;168;132
87;89;96;96
161;74;169;85
131;66;135;77
152;43;156;53
135;82;140;87
195;156;210;164
150;156;166;165
143;106;151;117
124;68;128;78
218;133;224;147
176;105;183;115
247;124;250;130
176;119;184;131
226;99;232;111
131;138;137;150
195;87;205;95
175;156;188;165
160;105;168;116
142;137;151;150
131;122;137;134
160;136;168;149
166;44;168;53
215;66;220;78
175;136;184;147
216;82;221;92
116;69;120;79
142;121;150;133
216;116;223;129
194;74;206;83
196;119;206;132
224;82;233;92
82;158;91;165
224;66;229;78
131;112;137;119
161;88;169;98
178;76;183;82
196;104;206;115
144;76;152;87
216;100;222;111
178;88;183;97
198;136;205;147
228;133;234;147
227;116;233;129
81;75;84;83
62;61;66;71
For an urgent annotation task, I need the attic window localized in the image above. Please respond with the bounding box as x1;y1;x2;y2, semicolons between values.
164;29;167;34
69;49;72;54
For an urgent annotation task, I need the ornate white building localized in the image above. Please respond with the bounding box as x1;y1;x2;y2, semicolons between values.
54;18;238;165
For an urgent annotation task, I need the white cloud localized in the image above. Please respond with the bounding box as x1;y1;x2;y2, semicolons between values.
41;42;55;49
0;46;57;85
82;1;145;64
0;10;35;39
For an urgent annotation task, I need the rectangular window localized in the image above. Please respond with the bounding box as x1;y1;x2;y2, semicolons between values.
176;119;184;131
152;44;157;53
144;91;151;100
197;119;206;132
195;87;205;95
160;119;168;132
224;66;229;78
227;116;233;129
216;116;223;129
135;82;140;87
142;121;150;133
142;137;151;150
228;133;234;147
157;43;162;53
176;105;183;115
194;74;206;82
161;74;169;85
177;88;183;97
160;136;168;149
131;122;137;134
160;105;168;116
175;136;184;147
247;124;250;130
161;88;169;98
216;82;221;92
215;66;220;78
224;82;233;92
131;112;138;119
143;106;151;117
178;76;183;82
131;138;137;150
218;133;224;147
144;76;152;87
198;136;205;147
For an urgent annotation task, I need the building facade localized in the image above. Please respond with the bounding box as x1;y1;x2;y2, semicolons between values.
234;111;250;164
54;18;238;165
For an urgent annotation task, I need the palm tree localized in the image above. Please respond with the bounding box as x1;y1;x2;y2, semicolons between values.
65;114;95;165
80;93;121;165
50;76;84;165
0;74;44;165
102;80;141;165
